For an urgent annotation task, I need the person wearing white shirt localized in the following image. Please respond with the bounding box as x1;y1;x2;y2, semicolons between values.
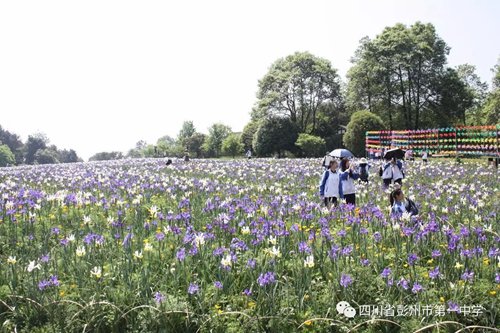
391;158;404;186
319;160;345;208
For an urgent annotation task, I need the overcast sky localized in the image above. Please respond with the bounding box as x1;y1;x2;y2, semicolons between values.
1;0;499;160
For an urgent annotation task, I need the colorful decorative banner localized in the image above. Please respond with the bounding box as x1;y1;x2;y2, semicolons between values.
365;125;499;157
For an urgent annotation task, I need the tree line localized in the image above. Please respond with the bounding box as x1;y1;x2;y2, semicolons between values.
2;22;498;165
0;129;81;167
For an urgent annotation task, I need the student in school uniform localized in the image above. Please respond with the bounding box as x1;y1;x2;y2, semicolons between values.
391;158;405;186
319;159;344;208
340;158;360;206
389;188;418;216
358;158;370;183
380;158;393;188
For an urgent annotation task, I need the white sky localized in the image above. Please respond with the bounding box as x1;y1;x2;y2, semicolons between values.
1;0;499;160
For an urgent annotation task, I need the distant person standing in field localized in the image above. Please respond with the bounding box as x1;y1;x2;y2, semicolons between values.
340;158;360;206
358;158;370;183
422;150;428;163
246;149;252;159
319;159;344;208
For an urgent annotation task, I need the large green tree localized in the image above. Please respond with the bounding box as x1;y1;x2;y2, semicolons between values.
240;121;259;151
456;64;488;125
482;58;500;125
0;144;15;167
254;51;343;134
204;124;231;158
177;121;196;150
25;133;48;164
222;133;243;158
343;110;385;157
252;117;299;157
0;125;23;164
347;22;473;129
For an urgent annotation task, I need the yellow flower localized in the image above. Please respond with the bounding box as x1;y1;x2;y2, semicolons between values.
439;296;445;303
144;243;153;252
454;262;464;269
247;301;256;309
7;256;16;264
489;291;497;296
304;320;313;326
427;259;434;264
483;258;490;266
59;290;65;297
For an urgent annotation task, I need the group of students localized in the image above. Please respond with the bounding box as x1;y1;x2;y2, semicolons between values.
319;157;368;208
319;155;419;218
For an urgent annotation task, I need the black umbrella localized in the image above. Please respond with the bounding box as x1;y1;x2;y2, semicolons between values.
329;148;355;159
383;148;405;160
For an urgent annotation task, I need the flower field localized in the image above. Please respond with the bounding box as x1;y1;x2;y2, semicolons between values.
0;158;498;332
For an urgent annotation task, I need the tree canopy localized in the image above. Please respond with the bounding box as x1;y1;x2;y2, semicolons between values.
346;22;481;130
254;52;343;134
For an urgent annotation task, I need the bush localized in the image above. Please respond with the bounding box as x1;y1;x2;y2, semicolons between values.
0;144;15;167
253;117;299;157
295;134;326;157
343;110;385;156
222;134;244;158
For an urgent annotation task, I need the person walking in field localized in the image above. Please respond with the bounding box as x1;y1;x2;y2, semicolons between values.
380;158;393;188
358;158;370;183
391;158;404;186
340;158;360;206
319;159;344;208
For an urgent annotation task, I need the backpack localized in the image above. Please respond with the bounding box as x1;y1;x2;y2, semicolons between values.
359;165;369;180
405;199;419;216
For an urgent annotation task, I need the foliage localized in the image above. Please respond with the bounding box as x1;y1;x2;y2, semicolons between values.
0;144;15;167
24;133;49;164
0;125;24;164
252;117;298;157
295;133;325;157
240;121;260;151
34;148;60;164
89;151;124;161
156;135;183;157
456;64;489;126
482;58;500;125
204;124;232;158
177;121;197;150
255;51;343;134
346;22;474;130
185;132;206;158
314;101;349;150
222;133;244;158
343;110;385;156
